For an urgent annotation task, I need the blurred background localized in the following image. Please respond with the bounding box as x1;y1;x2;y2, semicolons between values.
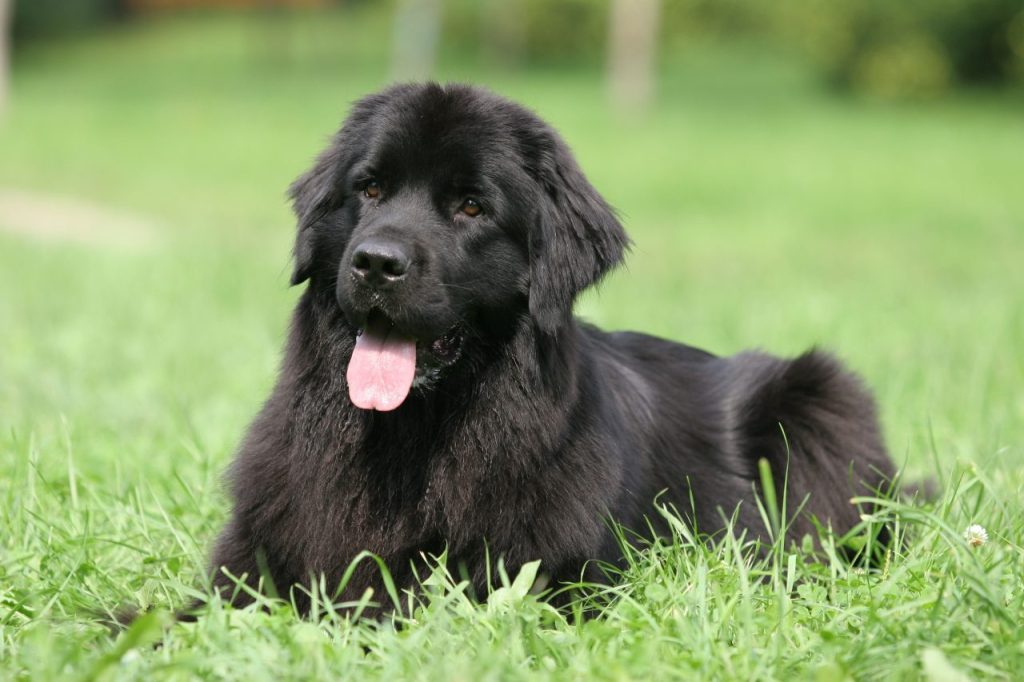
0;0;1022;491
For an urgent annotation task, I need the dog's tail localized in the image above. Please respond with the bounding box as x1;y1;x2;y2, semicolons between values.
729;349;896;540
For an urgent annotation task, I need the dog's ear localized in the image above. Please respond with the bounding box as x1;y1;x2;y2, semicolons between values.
287;145;346;286
530;134;630;333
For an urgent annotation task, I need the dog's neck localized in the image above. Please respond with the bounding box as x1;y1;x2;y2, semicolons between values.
271;287;595;554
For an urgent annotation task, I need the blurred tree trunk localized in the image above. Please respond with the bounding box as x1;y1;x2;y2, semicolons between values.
607;0;661;117
392;0;442;82
0;0;9;116
480;0;526;69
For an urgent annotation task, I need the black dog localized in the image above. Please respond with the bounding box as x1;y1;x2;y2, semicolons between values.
205;83;895;615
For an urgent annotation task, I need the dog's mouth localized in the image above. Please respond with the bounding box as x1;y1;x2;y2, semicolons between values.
346;309;463;412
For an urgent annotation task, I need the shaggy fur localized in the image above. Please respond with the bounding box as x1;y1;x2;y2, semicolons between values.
203;83;895;616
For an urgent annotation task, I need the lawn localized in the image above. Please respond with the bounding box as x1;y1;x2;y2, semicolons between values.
1;8;1022;680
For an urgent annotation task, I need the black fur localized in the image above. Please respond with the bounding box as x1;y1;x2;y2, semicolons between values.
204;83;895;616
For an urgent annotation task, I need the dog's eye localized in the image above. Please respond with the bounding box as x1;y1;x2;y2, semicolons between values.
459;199;482;217
364;181;381;199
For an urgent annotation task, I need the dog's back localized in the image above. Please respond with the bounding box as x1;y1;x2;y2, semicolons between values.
588;328;894;548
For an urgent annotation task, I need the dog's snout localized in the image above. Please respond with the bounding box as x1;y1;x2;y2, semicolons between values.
351;240;411;288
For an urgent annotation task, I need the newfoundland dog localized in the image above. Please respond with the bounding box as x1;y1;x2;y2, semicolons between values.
203;83;895;615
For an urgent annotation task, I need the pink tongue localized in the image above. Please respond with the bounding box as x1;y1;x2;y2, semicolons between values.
346;318;417;411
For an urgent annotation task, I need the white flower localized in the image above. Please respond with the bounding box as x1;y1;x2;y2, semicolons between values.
963;524;988;548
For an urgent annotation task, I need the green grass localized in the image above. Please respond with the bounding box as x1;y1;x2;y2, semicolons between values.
1;8;1023;680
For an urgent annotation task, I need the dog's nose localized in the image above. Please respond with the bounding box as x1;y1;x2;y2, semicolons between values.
351;240;411;288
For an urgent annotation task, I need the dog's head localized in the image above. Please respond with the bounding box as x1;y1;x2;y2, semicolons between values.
289;83;628;410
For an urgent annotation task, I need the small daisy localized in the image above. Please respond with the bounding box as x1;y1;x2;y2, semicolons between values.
963;524;989;548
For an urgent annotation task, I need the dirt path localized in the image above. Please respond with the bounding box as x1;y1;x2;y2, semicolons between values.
0;188;159;249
